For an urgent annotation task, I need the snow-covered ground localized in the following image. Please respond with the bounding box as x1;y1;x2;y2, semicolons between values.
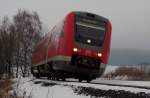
10;65;150;98
93;78;150;88
12;77;150;98
13;77;89;98
103;65;119;74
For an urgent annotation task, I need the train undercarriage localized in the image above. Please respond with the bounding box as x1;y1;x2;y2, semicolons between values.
31;55;106;83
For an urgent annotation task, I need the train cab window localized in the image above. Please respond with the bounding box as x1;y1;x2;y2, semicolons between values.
75;15;106;47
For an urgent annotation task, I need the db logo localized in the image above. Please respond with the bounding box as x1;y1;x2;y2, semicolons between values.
85;50;91;54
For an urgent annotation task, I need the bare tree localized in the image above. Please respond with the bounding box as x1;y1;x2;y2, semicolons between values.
0;16;16;78
0;9;42;78
13;9;42;77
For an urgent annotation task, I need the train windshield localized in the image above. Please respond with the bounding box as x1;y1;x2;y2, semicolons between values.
75;16;106;47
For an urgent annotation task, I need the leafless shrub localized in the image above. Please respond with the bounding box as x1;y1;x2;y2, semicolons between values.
115;67;144;77
0;79;13;98
104;66;150;80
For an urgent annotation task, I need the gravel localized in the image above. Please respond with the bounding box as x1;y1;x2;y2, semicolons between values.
73;86;150;98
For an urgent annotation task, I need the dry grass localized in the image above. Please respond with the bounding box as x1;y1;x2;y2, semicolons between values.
115;67;144;77
0;79;13;98
104;67;150;80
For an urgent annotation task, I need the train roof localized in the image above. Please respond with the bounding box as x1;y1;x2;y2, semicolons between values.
72;11;109;22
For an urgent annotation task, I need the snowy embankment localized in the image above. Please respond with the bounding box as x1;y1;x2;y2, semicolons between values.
12;77;150;98
10;65;150;98
13;77;87;98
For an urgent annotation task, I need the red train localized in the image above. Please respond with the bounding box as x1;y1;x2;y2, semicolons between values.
31;11;112;82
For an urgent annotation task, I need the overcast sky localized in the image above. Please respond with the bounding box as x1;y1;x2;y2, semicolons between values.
0;0;150;50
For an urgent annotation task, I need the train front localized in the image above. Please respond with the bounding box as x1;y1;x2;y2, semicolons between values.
69;12;112;80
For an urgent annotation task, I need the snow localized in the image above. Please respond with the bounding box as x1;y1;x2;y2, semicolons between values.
12;77;150;98
30;85;82;98
11;64;150;98
13;77;89;98
93;78;150;88
103;65;119;74
57;79;150;93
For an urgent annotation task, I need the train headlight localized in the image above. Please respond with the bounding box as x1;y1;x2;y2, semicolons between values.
73;48;78;52
98;53;102;57
87;39;91;43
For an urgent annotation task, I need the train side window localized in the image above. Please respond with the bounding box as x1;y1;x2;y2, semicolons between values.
49;26;56;43
33;45;38;53
49;32;53;43
60;21;65;37
33;35;46;52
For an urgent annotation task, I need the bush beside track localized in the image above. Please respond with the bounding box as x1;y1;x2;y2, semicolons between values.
103;66;150;80
0;80;13;98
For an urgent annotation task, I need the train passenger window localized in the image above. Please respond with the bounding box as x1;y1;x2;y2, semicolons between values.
60;21;65;37
49;26;56;43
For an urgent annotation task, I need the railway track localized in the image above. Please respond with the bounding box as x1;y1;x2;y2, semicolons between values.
22;78;150;98
91;81;150;90
31;78;150;90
